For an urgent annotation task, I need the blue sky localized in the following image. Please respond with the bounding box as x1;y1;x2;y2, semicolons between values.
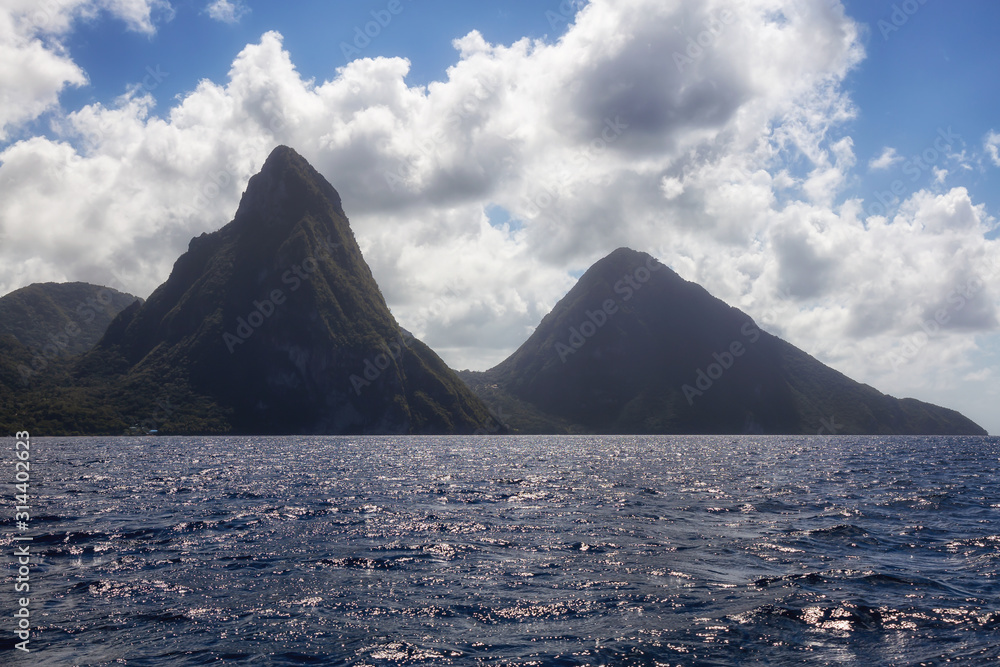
59;1;580;111
840;0;1000;229
2;0;999;432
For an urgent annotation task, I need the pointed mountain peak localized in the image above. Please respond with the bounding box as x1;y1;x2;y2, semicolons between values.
262;144;302;169
234;146;346;237
256;145;328;192
604;246;651;263
81;148;496;435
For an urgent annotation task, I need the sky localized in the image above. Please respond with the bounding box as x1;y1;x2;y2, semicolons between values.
1;0;999;433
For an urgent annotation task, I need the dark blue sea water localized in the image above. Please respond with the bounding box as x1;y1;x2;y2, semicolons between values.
3;435;1000;665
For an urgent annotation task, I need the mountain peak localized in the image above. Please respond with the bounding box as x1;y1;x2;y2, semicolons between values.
474;247;986;436
262;144;301;168
583;247;679;282
606;246;648;261
78;147;497;435
256;145;327;191
234;145;346;238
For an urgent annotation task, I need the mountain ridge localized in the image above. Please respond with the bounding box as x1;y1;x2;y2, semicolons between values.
0;149;986;436
0;282;141;435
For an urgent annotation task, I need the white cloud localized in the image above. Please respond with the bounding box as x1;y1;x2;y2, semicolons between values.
205;0;249;24
0;11;87;140
985;130;1000;167
869;146;901;170
1;0;998;430
964;368;991;382
660;177;684;200
0;0;171;139
96;0;174;34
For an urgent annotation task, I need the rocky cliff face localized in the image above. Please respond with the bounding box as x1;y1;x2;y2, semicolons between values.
465;248;986;436
83;145;499;435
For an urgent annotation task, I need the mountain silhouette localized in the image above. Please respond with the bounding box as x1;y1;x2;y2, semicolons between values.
0;156;986;436
51;146;498;435
462;248;986;435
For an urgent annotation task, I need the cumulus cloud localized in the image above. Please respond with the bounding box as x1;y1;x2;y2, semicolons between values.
869;146;901;170
0;0;998;428
205;0;249;24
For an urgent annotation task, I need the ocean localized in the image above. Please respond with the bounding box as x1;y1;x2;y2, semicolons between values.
4;435;999;665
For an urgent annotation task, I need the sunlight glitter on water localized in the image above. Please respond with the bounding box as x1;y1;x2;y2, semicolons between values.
3;434;999;665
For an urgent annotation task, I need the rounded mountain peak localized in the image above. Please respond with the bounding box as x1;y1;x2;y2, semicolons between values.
578;247;679;288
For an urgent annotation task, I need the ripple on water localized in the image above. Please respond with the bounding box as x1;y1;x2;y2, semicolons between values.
10;434;1000;666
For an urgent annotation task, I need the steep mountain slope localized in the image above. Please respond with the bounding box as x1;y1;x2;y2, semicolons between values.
467;248;985;435
77;145;498;435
